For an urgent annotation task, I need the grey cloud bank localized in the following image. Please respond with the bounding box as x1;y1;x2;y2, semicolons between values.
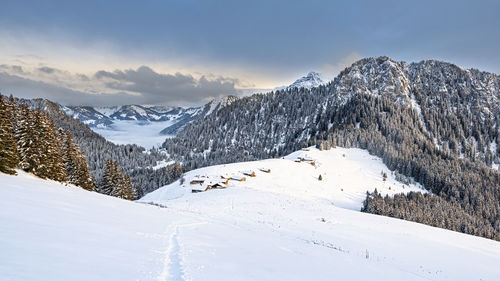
94;66;239;105
0;65;241;106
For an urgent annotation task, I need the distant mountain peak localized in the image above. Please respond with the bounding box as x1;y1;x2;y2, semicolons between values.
274;71;325;91
288;71;325;89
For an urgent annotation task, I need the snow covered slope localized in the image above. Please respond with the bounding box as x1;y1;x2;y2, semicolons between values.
0;171;186;281
2;151;500;280
140;147;500;281
144;147;424;210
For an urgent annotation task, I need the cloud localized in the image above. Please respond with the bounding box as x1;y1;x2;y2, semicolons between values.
0;64;26;75
0;72;102;104
0;64;242;106
37;66;57;74
93;66;240;105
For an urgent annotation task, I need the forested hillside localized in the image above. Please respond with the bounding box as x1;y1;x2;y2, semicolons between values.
19;97;184;197
0;95;92;190
163;56;500;240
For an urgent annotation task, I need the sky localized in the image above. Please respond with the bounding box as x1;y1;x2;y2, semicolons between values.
0;0;498;106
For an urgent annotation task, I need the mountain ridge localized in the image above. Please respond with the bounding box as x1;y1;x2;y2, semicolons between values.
161;56;500;240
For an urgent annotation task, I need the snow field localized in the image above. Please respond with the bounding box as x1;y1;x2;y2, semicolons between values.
2;147;500;280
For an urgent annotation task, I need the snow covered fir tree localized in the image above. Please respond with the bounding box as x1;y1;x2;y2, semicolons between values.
0;95;19;175
0;94;146;200
61;129;93;191
24;97;184;197
98;159;136;200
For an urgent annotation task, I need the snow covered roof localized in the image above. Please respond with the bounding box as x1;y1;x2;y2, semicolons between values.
241;170;256;176
230;175;246;181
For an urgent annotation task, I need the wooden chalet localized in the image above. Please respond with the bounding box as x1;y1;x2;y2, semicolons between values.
242;170;256;177
259;168;271;173
191;185;210;193
191;178;228;193
230;175;246;182
209;181;227;189
190;178;205;185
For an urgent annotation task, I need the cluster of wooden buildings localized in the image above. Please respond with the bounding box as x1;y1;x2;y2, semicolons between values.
189;168;271;193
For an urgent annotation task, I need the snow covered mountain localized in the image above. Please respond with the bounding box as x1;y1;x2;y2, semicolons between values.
61;104;204;130
58;96;242;148
58;70;326;146
59;105;114;127
275;71;326;91
3;148;500;281
165;56;500;169
162;56;500;241
59;103;207;148
158;96;238;136
287;71;325;89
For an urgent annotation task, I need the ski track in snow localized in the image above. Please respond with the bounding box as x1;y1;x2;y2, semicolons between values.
160;222;208;281
158;226;185;281
168;228;185;281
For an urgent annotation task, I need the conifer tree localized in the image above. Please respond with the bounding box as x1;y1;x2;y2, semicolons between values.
62;130;93;190
31;110;66;181
15;104;39;173
99;159;118;195
0;96;19;174
91;175;98;191
111;172;128;199
43;115;66;181
100;159;136;200
123;174;137;200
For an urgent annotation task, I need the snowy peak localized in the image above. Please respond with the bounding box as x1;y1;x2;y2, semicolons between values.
334;56;410;99
288;71;325;89
108;104;186;122
275;71;325;91
60;105;114;127
62;104;206;134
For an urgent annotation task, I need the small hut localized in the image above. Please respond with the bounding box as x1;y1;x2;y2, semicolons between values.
192;178;228;192
210;182;227;189
191;185;210;193
220;174;232;181
259;168;271;173
242;170;256;177
230;175;246;182
190;178;204;185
